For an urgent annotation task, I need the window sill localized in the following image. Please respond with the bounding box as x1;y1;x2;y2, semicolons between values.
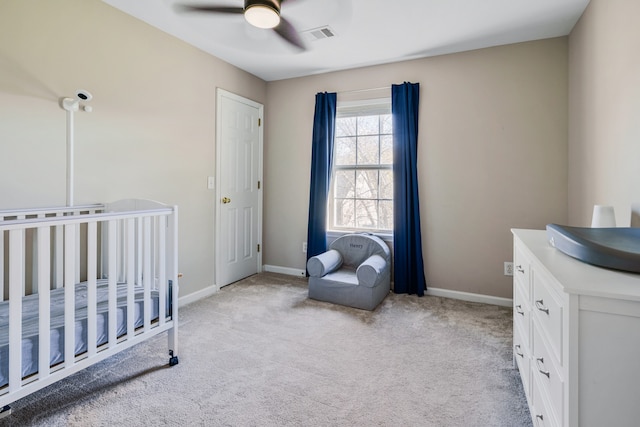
327;230;393;243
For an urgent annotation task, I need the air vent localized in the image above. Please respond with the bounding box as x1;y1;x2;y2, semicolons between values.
301;26;337;42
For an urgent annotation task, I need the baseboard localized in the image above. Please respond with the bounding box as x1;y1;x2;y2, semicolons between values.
176;271;511;308
263;265;306;277
178;283;219;307
426;287;512;307
177;266;307;307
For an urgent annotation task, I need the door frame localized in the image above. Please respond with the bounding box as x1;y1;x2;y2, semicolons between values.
214;88;264;287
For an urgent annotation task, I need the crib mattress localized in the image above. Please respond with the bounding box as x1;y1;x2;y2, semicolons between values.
0;280;159;388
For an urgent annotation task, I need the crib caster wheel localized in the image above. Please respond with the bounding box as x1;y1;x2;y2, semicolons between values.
169;350;179;366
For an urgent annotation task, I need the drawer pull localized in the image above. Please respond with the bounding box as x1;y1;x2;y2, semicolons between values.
514;345;524;358
516;264;525;273
536;357;550;378
535;299;550;315
515;305;525;316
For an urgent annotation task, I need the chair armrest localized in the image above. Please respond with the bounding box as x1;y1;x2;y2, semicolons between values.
356;254;389;288
307;249;343;277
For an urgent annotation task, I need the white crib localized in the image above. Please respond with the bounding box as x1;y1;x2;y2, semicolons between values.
0;199;179;416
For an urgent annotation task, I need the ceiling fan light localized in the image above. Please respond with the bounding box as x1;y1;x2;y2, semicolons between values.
245;4;280;29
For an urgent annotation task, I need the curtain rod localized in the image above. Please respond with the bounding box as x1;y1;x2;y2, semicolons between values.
337;86;391;95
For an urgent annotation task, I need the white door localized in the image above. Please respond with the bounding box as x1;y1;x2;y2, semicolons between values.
215;89;263;287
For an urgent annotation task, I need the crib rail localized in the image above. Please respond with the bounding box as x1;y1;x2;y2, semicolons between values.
1;204;104;298
0;200;179;408
0;204;104;221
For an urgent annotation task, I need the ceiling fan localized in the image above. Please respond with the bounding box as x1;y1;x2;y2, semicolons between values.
176;0;306;50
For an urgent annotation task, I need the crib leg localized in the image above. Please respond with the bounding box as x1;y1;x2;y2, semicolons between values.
0;405;12;419
169;350;179;366
168;316;178;366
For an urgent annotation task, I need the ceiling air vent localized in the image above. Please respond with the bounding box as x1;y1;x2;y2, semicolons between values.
301;26;337;42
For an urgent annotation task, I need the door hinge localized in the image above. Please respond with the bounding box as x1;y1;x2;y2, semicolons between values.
258;118;261;126
257;180;261;189
257;244;261;252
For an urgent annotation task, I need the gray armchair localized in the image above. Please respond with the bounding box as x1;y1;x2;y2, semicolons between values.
307;233;391;310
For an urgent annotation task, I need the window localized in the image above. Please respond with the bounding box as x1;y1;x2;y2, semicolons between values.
329;99;393;232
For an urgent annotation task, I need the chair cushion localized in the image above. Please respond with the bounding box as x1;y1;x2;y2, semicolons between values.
307;249;343;277
356;254;388;287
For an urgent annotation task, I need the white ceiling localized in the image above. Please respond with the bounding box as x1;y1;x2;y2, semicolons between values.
102;0;590;82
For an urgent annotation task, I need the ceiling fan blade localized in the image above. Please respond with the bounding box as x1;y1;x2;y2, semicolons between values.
273;16;306;50
175;5;245;15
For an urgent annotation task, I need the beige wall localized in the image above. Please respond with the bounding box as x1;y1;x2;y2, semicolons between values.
265;38;568;299
0;0;267;297
568;0;640;226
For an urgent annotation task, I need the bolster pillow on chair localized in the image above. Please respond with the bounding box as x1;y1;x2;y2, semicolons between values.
356;254;388;287
307;249;343;277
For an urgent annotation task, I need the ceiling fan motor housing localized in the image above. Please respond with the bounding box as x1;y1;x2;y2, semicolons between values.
245;0;281;14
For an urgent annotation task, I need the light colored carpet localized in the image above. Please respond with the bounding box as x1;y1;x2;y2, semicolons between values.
1;272;531;426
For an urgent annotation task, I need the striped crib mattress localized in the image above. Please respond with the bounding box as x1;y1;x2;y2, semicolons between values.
0;279;159;388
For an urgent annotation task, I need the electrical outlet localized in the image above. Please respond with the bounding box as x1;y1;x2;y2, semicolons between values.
504;262;513;276
302;242;307;253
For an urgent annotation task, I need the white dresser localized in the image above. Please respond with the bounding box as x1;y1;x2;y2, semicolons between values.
512;229;640;427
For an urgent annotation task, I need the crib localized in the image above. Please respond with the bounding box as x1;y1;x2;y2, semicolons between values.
0;199;179;416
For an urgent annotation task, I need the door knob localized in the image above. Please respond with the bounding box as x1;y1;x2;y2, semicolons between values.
222;197;231;204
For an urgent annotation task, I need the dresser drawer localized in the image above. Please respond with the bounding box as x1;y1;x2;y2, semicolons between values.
514;244;531;299
532;269;563;364
514;281;531;348
532;372;559;427
514;322;531;401
533;325;564;425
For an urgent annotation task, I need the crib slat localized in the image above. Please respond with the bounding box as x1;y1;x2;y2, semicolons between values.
54;220;64;289
126;218;135;337
31;225;38;293
100;221;107;280
64;225;76;368
75;222;81;285
150;218;156;291
120;221;127;283
108;220;117;348
158;215;166;326
136;218;143;286
8;229;24;392
87;222;98;357
37;226;51;380
143;217;151;330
